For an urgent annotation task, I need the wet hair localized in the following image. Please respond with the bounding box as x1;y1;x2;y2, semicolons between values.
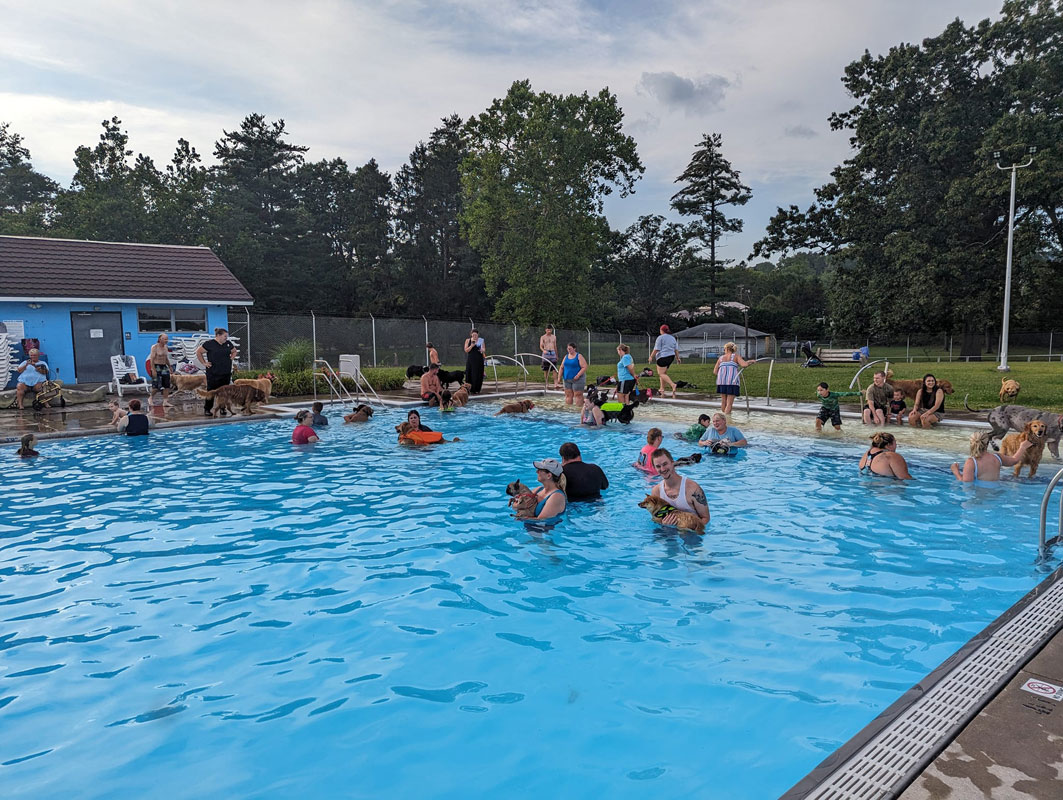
18;433;35;454
617;344;630;353
724;342;737;353
407;409;421;422
697;414;711;424
870;432;896;449
312;402;323;413
817;382;829;390
969;432;992;458
128;399;141;411
651;448;674;465
295;410;311;422
647;427;663;444
559;442;580;460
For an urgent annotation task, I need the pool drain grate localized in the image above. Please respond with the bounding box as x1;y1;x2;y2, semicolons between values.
796;574;1063;800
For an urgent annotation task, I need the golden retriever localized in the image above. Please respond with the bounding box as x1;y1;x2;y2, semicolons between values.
999;378;1021;404
343;404;374;423
885;372;955;401
637;494;705;534
1000;419;1047;477
495;399;535;416
171;373;207;394
234;377;273;403
505;479;538;519
451;383;471;407
195;384;266;417
394;421;459;443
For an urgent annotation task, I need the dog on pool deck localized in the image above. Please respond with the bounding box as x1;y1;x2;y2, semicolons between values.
234;376;273;403
195;384;266;417
495;399;535;415
451;383;471;407
637;494;705;535
1000;419;1048;477
999;378;1021;404
964;399;1063;461
505;479;538;519
343;404;374;423
885;371;955;401
172;373;207;395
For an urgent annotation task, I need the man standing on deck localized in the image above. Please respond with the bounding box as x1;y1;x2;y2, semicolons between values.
539;325;558;376
196;328;238;417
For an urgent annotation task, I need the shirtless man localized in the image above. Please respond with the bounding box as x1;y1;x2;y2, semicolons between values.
419;362;445;407
148;333;174;406
539;325;558;375
649;449;711;526
426;342;440;367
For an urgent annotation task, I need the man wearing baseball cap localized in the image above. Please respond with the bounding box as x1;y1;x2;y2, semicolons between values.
530;457;568;520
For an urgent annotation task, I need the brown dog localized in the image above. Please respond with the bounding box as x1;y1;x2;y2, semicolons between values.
343;404;374;423
394;421;459;443
1000;420;1047;477
495;399;535;416
172;373;207;394
637;494;705;534
234;377;273;403
999;378;1021;404
505;480;538;519
451;383;471;407
196;384;266;417
886;372;955;401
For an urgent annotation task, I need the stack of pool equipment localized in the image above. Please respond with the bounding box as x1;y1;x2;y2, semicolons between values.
0;333;16;386
168;335;242;371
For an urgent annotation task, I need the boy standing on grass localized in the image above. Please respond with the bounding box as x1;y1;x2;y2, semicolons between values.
815;382;860;431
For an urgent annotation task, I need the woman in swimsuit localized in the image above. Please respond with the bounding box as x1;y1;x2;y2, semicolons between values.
859;432;913;479
951;432;1031;482
580;391;603;427
713;341;756;415
530;458;568;520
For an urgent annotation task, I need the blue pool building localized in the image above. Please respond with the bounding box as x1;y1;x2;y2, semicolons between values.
0;235;253;386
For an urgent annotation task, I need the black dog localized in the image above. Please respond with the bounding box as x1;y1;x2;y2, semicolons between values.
438;369;465;388
406;365;427;380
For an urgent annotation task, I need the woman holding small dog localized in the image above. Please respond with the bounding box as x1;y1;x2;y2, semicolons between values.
531;458;568;520
951;432;1031;483
909;374;945;428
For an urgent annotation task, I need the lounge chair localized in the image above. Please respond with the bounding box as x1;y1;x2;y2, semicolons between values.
109;354;151;397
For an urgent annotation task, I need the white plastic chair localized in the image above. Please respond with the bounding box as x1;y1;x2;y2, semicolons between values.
109;355;151;397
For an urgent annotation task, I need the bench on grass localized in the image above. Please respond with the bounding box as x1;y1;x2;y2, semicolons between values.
817;348;867;363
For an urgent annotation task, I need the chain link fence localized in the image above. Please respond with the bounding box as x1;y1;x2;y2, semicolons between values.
776;330;1063;363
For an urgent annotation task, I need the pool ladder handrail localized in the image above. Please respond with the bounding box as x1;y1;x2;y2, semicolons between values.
313;359;382;407
1037;466;1063;561
734;358;774;412
848;358;891;393
488;353;534;394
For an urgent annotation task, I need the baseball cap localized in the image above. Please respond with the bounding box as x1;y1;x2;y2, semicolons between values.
533;458;563;477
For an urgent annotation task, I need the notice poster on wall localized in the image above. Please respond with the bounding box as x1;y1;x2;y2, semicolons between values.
2;320;25;340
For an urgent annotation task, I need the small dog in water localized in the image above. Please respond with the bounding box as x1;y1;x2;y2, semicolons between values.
343;404;374;423
637;494;705;534
451;383;471;407
495;399;535;415
506;480;538;519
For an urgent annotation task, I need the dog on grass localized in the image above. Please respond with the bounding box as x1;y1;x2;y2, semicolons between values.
637;494;705;534
195;384;266;417
999;378;1021;404
343;404;374;423
885;372;955;400
1000;420;1048;477
234;377;273;403
506;479;538;519
495;399;535;415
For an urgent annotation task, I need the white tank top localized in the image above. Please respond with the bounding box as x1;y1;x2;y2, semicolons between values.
659;476;695;513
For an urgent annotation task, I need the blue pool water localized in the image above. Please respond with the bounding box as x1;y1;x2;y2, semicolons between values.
2;406;1057;799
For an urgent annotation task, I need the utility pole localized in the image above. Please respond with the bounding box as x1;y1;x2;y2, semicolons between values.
994;147;1036;372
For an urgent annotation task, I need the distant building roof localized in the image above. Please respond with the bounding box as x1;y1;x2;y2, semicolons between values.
675;322;771;339
0;235;253;304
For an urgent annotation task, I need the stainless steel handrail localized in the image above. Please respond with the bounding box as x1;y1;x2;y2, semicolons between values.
1037;466;1063;560
733;359;771;412
486;354;533;394
848;358;891;391
513;352;559;391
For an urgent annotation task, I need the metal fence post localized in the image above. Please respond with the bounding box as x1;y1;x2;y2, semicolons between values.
1050;331;1054;358
370;313;377;367
906;335;910;362
513;322;518;359
311;309;317;364
617;329;622;345
949;335;954;361
647;333;652;362
245;306;251;369
423;315;429;365
587;329;591;362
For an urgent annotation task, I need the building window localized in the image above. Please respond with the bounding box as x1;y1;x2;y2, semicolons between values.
137;307;207;333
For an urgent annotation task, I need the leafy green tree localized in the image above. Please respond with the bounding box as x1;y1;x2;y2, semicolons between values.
461;80;643;326
670;132;751;315
393;116;488;317
0;123;58;234
151;138;211;245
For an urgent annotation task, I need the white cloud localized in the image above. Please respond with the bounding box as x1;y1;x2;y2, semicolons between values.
637;71;731;115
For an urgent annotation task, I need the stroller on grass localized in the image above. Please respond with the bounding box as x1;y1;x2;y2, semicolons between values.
800;341;823;368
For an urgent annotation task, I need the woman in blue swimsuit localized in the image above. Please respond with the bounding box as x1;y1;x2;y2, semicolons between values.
951;432;1030;482
530;458;568;520
554;343;587;406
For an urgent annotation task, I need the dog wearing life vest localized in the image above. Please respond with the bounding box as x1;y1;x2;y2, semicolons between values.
196;384;266;417
505;479;538;519
637;494;705;535
343;404;374;423
394;421;459;443
234;376;273;403
999;378;1021;404
495;399;535;416
1000;419;1048;478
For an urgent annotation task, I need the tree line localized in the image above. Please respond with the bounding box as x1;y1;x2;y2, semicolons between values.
1;0;1059;345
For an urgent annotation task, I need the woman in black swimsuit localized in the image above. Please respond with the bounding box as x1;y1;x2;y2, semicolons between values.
859;432;913;479
909;374;945;428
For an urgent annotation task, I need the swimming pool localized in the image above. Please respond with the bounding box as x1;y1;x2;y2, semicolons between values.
3;405;1057;799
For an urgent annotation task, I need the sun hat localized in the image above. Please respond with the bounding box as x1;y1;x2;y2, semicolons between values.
533;458;563;477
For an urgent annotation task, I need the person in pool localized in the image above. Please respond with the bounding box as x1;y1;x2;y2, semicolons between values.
951;432;1031;483
555;342;588;405
675;414;711;443
580;391;604;427
859;432;912;479
649;449;710;527
530;458;568;520
17;433;39;458
405;409;432;433
698;413;748;448
292;410;319;444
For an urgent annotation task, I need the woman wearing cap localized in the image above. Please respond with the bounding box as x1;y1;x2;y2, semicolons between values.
649;325;681;399
531;458;568;520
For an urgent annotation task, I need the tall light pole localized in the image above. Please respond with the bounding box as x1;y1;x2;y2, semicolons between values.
995;146;1035;372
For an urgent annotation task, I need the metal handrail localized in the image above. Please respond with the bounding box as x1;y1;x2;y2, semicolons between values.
1037;466;1063;560
336;369;382;406
313;359;355;405
848;358;891;391
485;354;532;394
734;358;771;412
513;352;559;390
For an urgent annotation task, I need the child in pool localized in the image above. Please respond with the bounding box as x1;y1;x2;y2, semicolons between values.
815;382;860;431
108;399;128;426
17;433;39;458
636;428;701;474
675;414;711;442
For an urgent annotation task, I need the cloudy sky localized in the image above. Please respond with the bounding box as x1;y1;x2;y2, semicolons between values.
2;0;1002;260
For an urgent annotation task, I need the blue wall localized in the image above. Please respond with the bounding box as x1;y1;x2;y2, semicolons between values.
1;301;231;387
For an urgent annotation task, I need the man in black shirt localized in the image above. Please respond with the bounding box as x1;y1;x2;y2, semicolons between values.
196;328;239;416
559;442;608;501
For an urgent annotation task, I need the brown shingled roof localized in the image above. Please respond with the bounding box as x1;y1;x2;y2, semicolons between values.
0;236;253;304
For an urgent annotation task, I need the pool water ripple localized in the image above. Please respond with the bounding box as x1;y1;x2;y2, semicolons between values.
1;404;1059;798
